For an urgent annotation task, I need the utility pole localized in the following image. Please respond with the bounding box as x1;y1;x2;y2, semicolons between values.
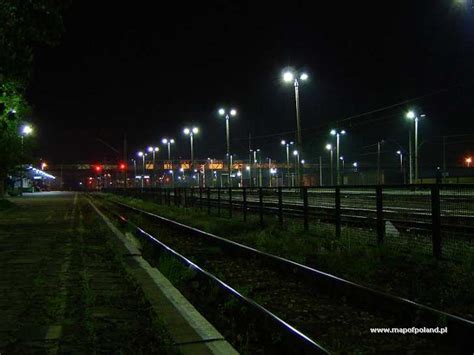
123;134;127;188
319;156;323;186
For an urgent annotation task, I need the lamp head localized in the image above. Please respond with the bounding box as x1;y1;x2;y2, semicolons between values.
183;128;190;135
330;129;336;136
21;125;33;135
162;138;168;144
192;127;199;134
406;111;416;119
300;73;308;81
218;108;225;116
325;144;332;151
281;140;286;145
283;71;294;83
230;109;237;116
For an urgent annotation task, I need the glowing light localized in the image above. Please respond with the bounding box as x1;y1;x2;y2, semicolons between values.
218;108;225;115
466;157;472;167
353;162;358;167
300;73;308;81
293;150;298;156
138;151;144;157
230;109;237;116
341;130;346;135
147;147;153;152
396;150;402;155
246;166;250;171
325;144;332;150
236;171;242;177
283;71;294;83
183;128;190;135
281;140;286;145
192;127;199;134
170;139;175;143
22;125;33;135
330;129;336;136
301;160;305;164
406;111;415;119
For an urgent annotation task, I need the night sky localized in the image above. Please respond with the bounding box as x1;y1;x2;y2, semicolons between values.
27;1;474;169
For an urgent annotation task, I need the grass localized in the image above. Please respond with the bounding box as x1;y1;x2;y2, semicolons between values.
100;192;474;321
0;198;15;211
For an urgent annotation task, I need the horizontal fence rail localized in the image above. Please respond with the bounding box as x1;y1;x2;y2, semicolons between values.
105;184;474;260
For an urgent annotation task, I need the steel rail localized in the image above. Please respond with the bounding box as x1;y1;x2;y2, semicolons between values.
102;196;473;351
92;196;329;354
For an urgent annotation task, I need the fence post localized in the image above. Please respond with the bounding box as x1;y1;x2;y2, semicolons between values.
243;187;247;222
199;187;203;210
335;186;341;238
278;187;283;226
217;188;221;217
303;187;309;231
228;187;233;218
431;185;442;259
190;187;194;207
174;187;178;206
167;189;171;206
184;188;188;208
376;186;385;244
259;188;264;226
207;187;211;215
158;188;162;204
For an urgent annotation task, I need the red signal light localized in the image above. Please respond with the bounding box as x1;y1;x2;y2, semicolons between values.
94;165;102;172
119;163;126;170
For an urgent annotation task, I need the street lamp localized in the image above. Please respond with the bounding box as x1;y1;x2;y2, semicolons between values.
325;143;334;185
147;146;159;186
20;124;33;153
183;127;199;183
282;69;309;186
330;129;346;185
218;107;237;186
137;151;147;188
281;140;294;186
406;111;426;183
161;138;175;160
466;157;472;168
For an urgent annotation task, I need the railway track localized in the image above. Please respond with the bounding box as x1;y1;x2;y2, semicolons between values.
133;188;474;242
91;194;473;353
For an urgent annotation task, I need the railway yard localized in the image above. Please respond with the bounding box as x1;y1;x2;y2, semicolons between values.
1;191;473;353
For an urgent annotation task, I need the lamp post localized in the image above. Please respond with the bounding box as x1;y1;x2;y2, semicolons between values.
283;70;308;186
253;149;261;187
466;157;472;168
339;156;345;184
325;144;334;185
183;127;199;185
281;140;294;186
147;146;159;187
137;151;146;188
293;150;299;186
20;125;33;155
406;111;425;183
161;138;175;160
218;108;237;186
330;129;346;185
131;158;137;187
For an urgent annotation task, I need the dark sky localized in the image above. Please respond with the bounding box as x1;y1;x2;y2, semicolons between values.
27;0;474;169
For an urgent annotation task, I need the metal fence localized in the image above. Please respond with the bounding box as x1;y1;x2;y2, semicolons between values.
107;184;474;260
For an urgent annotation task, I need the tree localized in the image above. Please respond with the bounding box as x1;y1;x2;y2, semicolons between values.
0;0;68;195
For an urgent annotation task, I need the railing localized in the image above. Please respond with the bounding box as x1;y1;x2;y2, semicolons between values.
106;185;474;260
